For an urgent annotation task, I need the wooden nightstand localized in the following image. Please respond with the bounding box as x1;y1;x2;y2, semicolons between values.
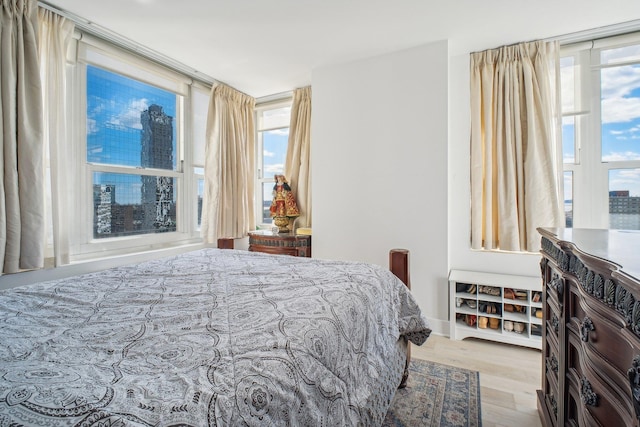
248;230;311;257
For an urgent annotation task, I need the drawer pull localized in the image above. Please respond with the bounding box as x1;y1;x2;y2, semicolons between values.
627;355;640;420
546;354;558;374
580;317;595;342
551;313;559;334
580;377;599;407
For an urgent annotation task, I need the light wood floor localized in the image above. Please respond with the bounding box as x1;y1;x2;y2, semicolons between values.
411;334;543;427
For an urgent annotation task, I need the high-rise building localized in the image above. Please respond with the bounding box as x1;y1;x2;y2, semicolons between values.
140;105;176;232
94;184;115;236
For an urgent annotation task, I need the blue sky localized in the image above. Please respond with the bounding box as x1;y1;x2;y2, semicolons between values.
87;65;177;204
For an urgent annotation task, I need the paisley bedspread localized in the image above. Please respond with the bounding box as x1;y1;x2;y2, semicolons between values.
0;248;431;426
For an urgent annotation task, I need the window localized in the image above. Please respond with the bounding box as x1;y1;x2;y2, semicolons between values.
560;33;640;230
255;101;292;227
67;37;209;260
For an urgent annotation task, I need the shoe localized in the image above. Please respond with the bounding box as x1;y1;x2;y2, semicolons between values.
466;300;477;309
515;290;527;300
532;292;541;303
514;322;525;333
478;316;488;329
504;288;516;300
535;309;543;318
489;318;500;329
487;287;501;296
456;297;463;307
465;315;477;326
466;284;476;294
504;304;514;312
504;320;514;332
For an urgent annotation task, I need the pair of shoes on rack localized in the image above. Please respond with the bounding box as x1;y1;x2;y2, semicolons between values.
504;304;525;313
479;302;500;314
534;308;543;318
466;299;477;309
466;284;476;294
504;320;525;333
478;285;501;296
532;292;542;303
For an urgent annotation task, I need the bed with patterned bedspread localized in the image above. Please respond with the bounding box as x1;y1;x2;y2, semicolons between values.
0;248;430;426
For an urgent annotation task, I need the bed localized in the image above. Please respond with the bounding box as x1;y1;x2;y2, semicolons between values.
0;247;430;426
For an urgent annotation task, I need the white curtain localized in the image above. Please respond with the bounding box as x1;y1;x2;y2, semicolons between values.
470;40;563;252
0;0;44;273
38;7;73;266
202;83;255;242
284;86;312;229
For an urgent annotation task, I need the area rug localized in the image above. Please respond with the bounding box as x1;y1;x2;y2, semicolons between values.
383;359;482;427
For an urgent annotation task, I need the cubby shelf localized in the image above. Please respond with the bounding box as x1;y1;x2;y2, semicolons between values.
449;269;542;350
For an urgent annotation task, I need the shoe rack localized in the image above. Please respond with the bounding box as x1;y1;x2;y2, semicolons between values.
448;269;542;350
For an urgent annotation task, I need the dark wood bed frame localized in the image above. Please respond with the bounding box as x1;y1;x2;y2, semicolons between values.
217;239;412;388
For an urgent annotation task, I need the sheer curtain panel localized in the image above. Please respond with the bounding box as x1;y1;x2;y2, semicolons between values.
0;0;44;273
38;7;73;266
202;83;256;242
470;40;563;252
284;86;312;228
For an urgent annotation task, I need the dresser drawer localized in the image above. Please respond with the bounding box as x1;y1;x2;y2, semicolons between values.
566;332;635;427
567;286;640;390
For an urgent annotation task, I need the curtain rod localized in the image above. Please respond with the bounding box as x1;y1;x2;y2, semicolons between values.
548;18;640;45
38;0;217;87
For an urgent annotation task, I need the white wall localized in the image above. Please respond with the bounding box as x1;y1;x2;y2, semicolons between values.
312;41;450;333
447;48;541;279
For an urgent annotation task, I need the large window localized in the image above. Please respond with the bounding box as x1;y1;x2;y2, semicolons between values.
255;101;291;226
66;38;209;260
560;33;640;230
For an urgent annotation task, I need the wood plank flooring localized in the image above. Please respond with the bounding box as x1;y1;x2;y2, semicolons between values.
411;334;543;427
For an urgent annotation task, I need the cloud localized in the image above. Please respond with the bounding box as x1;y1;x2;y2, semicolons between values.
264;164;284;175
601;65;640;124
602;151;640;161
267;128;289;137
106;98;149;130
264;149;275;158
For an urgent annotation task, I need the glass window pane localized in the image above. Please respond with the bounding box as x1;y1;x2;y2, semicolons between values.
564;171;573;228
262;129;288;178
560;56;575;112
262;182;274;224
609;169;640;230
258;106;291;130
562;116;576;164
192;88;208;166
93;172;176;238
601;64;640;162
197;178;204;229
601;44;640;65
87;65;178;170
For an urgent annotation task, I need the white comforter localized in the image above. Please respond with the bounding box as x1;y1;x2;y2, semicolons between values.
0;249;430;426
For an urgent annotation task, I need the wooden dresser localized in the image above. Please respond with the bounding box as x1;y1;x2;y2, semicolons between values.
248;230;311;257
537;227;640;427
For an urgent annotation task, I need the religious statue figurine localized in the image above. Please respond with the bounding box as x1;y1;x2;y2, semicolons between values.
269;174;299;233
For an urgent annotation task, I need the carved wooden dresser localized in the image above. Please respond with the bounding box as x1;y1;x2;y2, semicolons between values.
538;227;640;427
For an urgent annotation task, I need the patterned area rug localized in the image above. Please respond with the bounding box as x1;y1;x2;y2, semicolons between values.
383;359;482;427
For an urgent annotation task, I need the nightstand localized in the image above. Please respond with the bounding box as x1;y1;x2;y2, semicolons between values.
248;230;311;257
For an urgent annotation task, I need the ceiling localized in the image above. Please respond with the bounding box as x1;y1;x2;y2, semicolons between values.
44;0;640;98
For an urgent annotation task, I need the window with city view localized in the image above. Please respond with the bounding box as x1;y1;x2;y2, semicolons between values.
87;65;179;238
256;103;291;225
560;34;640;230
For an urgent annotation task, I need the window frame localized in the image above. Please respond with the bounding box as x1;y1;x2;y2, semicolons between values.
67;34;208;261
560;32;640;230
254;98;292;229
